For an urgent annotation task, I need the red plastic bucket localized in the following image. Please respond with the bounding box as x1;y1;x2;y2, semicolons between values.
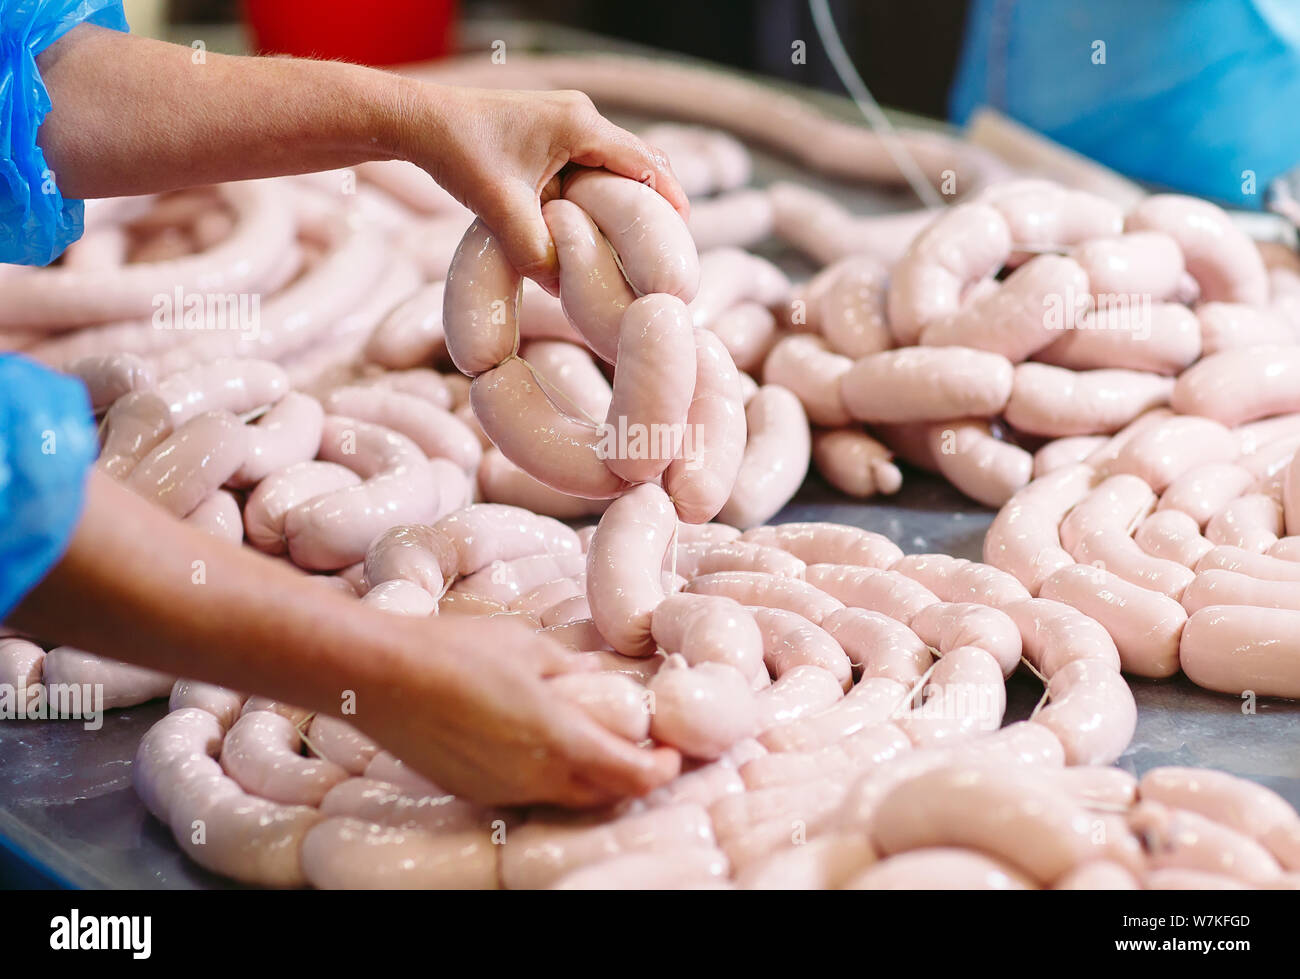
244;0;458;66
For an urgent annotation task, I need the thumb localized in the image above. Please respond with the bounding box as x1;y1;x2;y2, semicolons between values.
480;182;560;296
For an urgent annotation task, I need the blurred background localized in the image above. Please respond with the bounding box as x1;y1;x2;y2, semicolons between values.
130;0;969;117
121;0;1300;210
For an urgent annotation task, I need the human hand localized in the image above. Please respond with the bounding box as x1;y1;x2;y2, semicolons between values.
394;83;689;293
355;615;680;807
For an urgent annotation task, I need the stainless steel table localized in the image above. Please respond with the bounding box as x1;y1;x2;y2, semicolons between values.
2;22;1297;890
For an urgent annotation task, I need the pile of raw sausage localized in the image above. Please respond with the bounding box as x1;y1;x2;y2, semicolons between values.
111;509;1300;888
3;74;1300;887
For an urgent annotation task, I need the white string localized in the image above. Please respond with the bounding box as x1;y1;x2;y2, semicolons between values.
808;0;945;209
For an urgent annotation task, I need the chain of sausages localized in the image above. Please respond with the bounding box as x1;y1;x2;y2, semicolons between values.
6;101;1300;887
106;504;1300;887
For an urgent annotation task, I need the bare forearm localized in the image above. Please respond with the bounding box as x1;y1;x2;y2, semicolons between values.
9;470;418;717
35;24;419;198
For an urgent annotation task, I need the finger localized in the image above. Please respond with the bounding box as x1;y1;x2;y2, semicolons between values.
570;120;691;220
553;709;683;797
546;776;620;809
479;182;561;296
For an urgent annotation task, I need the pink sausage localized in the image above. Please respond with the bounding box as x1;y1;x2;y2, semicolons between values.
1125;194;1268;304
1171;345;1300;426
663;328;747;524
454;551;585;605
476;449;610;519
324;386;481;473
741;722;911;790
811;428;903;498
1034;302;1201;376
886;203;1012;346
706;302;779;373
167;680;245;730
500;803;715;890
155;359;288;425
357;368;456;410
601;294;697;482
552;847;730;889
1053;861;1140;890
749;607;853;689
433;502;580;576
184;489;242;542
688;188;774;251
926;420;1033;508
1157;463;1255;527
688;247;788;329
870;765;1097;883
1197;302;1293;354
301;818;497;889
562;169;700;300
542;199;632;363
306;716;380;775
840;347;1013;423
1040;564;1185;678
520;340;613;422
1139;767;1300;854
909;602;1022;677
1134;510;1214;567
1059;474;1156;553
760;676;909;753
674;540;806;579
895;645;1006;746
761;335;852;428
1072;529;1195;600
1033;435;1108;478
687;571;844;625
803;564;937;626
1182;568;1300;615
362;524;458;596
890;552;1031;609
821;607;933;683
441;218;519;376
737;832;876;889
919;255;1090;362
67;352;155;410
362;281;447;370
511;576;584;617
124;411;248;518
846;847;1033;890
740;522;903;570
0;638;44;688
587;484;676;655
1130;802;1281;885
796;254;891;359
751;664;847;734
470;358;627;499
220;710;349;806
539;593;592;627
1032;658;1136;765
1003;597;1122;677
1070;231;1185;302
715;385;810;529
648;657;758;759
983;463;1097;594
318;778;494;835
243;460;361;554
980;180;1123;253
284;417;445;570
1101;415;1238;491
1196;544;1300;582
97;390;174;479
1005;364;1174;437
229;391;324;487
1205;493;1283;552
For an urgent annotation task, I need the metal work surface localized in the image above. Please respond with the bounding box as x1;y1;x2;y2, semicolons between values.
2;24;1298;890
